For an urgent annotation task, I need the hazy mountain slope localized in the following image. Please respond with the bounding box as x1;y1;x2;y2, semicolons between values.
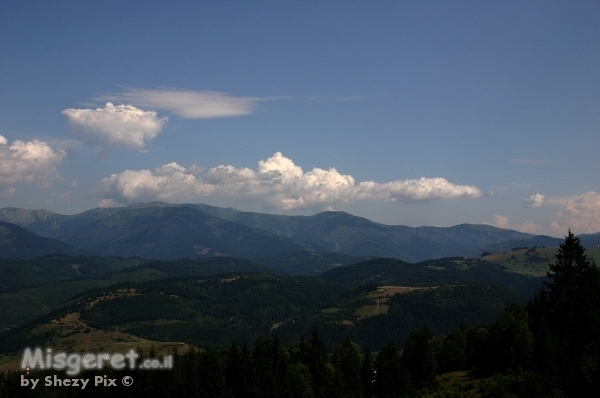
0;221;84;259
191;206;545;262
0;207;123;239
580;232;600;248
473;235;564;256
4;201;597;262
0;202;183;240
63;206;313;259
187;208;445;261
416;224;535;251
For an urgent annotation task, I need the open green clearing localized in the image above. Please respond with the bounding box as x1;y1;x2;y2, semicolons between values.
482;247;600;276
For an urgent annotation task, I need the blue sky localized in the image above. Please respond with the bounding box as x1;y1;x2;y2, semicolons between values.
1;1;598;237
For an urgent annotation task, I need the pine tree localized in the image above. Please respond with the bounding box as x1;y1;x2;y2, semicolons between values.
374;341;409;398
535;229;600;395
401;326;437;391
331;337;363;398
544;229;597;310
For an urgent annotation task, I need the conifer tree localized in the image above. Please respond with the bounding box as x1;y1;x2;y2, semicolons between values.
532;229;600;395
401;326;437;391
332;337;363;398
544;229;597;310
374;341;409;398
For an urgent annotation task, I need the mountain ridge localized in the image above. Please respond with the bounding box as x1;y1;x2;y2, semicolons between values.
1;201;596;262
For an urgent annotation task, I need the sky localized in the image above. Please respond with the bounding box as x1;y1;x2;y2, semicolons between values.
1;1;599;237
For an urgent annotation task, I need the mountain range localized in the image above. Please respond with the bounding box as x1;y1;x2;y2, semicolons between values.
1;201;598;262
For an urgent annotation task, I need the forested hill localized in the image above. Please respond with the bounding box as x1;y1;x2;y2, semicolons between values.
321;257;544;298
3;201;593;263
0;221;84;259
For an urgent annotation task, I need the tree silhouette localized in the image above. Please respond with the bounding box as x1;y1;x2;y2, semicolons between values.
544;229;597;308
531;229;600;395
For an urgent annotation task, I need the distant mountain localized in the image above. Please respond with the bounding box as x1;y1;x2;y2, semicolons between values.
580;232;600;248
472;235;563;256
63;206;314;260
188;205;546;262
0;207;124;239
3;201;598;263
0;221;84;260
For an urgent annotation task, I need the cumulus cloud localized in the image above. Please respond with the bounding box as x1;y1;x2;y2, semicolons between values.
0;135;67;193
97;88;259;119
489;215;543;234
96;152;482;210
550;191;600;234
525;193;545;208
62;102;167;151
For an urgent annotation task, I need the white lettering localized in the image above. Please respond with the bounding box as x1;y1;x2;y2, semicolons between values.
21;348;44;370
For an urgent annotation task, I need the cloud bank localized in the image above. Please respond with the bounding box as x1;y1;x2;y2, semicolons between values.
550;191;600;234
62;103;167;151
489;215;543;234
98;88;259;119
525;193;545;208
0;135;67;196
96;152;482;210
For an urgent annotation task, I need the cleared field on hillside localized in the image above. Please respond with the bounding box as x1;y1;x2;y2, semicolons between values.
482;247;600;277
356;285;438;319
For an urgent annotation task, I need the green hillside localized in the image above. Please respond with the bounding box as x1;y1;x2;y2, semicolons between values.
241;250;370;275
0;257;273;330
0;255;144;292
0;221;84;259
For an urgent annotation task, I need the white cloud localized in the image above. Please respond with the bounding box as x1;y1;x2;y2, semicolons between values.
525;193;545;208
550;191;600;234
0;135;67;193
62;102;167;151
96;152;482;210
489;215;543;234
97;88;258;119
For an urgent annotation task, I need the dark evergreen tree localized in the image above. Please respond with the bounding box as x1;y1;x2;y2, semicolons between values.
436;328;467;373
300;329;334;398
528;229;600;396
197;347;228;397
360;347;374;398
487;304;533;373
401;326;437;391
544;229;598;314
331;337;363;398
373;341;409;398
226;339;253;398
